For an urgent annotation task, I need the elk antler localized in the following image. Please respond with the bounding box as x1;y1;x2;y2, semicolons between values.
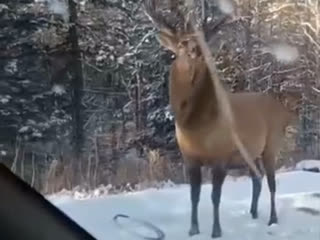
144;0;208;38
144;0;232;42
144;0;173;35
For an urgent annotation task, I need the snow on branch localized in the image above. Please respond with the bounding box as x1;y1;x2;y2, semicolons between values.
312;87;320;94
51;84;66;95
46;0;69;22
302;27;320;51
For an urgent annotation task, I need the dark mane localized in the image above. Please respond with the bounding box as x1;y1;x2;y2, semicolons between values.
169;55;218;129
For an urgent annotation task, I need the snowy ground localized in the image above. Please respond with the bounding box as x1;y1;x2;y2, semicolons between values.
48;170;320;240
295;160;320;171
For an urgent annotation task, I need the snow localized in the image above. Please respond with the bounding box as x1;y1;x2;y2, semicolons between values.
0;96;10;104
312;86;320;94
47;170;320;240
18;126;30;133
117;56;125;64
295;160;320;171
0;4;9;12
4;59;18;74
47;0;69;22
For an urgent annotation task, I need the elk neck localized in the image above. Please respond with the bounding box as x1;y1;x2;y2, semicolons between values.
168;56;219;130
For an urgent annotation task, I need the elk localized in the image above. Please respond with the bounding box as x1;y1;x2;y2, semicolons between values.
144;0;298;238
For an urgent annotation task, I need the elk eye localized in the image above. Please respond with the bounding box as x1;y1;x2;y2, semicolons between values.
193;46;201;57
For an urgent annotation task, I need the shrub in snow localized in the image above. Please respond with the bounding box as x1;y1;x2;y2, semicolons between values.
295;160;320;173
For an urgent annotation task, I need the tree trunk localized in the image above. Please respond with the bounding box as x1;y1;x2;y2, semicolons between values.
68;0;84;160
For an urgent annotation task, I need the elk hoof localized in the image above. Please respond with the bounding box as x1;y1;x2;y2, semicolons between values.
188;225;200;236
211;226;222;238
268;216;278;226
211;230;222;238
250;210;258;219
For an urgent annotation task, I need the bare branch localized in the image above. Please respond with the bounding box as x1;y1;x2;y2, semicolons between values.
301;22;317;35
312;86;320;94
303;27;320;51
268;3;316;16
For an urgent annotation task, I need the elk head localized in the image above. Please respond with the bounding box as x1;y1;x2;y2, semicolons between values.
144;0;231;83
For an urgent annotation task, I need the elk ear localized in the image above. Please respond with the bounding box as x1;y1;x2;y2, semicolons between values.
157;30;178;53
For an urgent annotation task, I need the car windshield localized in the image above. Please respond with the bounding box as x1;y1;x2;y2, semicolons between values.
1;0;319;240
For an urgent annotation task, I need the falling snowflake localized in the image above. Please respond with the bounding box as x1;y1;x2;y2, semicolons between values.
217;0;234;15
262;42;299;63
52;84;66;95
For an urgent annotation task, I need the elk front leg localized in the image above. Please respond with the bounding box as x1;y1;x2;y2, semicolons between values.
211;166;227;238
188;164;202;236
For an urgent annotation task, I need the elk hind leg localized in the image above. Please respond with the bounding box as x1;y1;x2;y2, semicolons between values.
249;158;264;219
211;165;227;238
262;151;278;225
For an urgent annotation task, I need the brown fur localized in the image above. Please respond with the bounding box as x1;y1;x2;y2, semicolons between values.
166;36;296;168
157;29;298;238
144;0;299;237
